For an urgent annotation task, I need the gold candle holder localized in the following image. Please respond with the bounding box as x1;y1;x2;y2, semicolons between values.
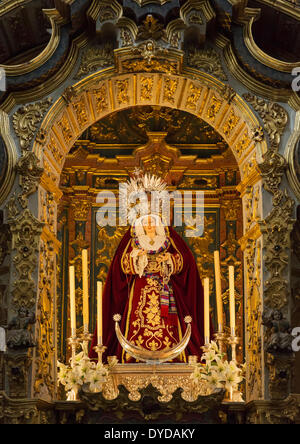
214;330;227;355
93;344;107;364
66;334;81;401
227;331;239;363
67;335;80;365
78;331;93;356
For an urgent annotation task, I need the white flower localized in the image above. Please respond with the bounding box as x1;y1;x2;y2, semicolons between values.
209;341;219;352
64;367;84;392
202;371;224;390
201;349;217;363
88;373;105;392
76;360;95;384
70;351;84;367
223;369;243;391
213;360;228;379
57;361;70;386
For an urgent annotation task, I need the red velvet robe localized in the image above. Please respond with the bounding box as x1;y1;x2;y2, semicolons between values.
89;227;211;363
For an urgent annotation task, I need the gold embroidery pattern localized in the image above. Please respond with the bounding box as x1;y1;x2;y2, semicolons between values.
143;289;161;327
127;278;178;355
172;252;183;274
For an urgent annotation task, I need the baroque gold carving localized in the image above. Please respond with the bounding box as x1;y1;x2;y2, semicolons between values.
72;100;89;129
140;76;154;102
16;152;44;209
223;109;240;137
206;95;222;121
187;49;227;81
258;150;287;205
9;209;44;309
116;79;130;105
185;83;202;111
34;238;56;400
244;238;263;401
57;114;73;146
163;77;178;104
243;94;288;150
12;98;53;151
122;58;178;74
75;45;114;79
93;84;109;115
234;130;252;159
222;199;241;221
259;194;295;310
71;200;90;221
5;353;32;400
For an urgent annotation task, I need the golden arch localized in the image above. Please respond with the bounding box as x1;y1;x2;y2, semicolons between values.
34;68;266;401
33;69;267;190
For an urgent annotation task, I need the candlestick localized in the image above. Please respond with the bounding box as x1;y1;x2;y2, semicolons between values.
227;334;239;363
67;334;80;401
97;281;103;345
214;250;223;333
69;265;76;337
82;249;89;333
204;277;210;344
93;344;107;364
229;265;235;335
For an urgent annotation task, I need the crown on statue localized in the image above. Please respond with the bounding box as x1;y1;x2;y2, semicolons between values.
120;168;168;225
126;167;168;195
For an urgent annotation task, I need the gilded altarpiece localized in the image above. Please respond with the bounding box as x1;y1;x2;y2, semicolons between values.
56;165;244;368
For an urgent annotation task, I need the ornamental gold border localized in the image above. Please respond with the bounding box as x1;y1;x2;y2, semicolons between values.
244;17;300;73
215;34;300;109
285;110;300;201
0;110;17;205
0;9;68;76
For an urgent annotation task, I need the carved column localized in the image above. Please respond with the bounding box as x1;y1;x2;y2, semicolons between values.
259;152;296;400
243;94;295;401
32;186;61;401
6;208;43;399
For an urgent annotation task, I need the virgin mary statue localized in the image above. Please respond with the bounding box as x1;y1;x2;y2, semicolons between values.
90;177;211;363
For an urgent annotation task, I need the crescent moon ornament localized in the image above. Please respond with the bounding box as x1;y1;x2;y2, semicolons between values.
113;314;192;364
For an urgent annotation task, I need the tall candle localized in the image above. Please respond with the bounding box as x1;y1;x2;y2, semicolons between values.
204;277;210;344
214;250;223;332
97;281;103;345
69;265;76;337
82;249;89;332
229;265;235;335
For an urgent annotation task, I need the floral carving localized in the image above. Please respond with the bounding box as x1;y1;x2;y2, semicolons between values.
9;209;44;309
243;95;288;150
187;49;227;81
16;152;43;209
12;98;52;150
75;45;114;79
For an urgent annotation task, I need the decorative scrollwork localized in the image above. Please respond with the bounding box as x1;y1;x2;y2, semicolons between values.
243;94;288;150
16;152;43;209
12;98;53;151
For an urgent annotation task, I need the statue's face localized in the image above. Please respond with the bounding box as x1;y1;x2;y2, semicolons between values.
143;216;157;237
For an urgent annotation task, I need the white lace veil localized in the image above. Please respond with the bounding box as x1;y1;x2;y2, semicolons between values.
134;214;166;251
